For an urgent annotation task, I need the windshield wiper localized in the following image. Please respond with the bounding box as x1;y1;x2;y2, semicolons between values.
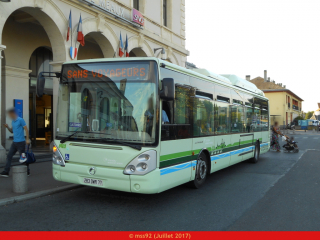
60;131;85;143
100;138;142;151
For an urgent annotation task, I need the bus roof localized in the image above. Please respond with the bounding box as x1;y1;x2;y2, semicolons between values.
63;57;266;99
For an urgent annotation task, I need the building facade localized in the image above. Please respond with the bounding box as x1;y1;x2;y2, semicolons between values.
249;73;303;127
262;89;303;127
0;0;189;160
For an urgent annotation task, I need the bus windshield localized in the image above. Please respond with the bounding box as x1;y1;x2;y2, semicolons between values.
56;60;158;145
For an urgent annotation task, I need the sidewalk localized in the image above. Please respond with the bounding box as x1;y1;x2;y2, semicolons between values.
0;161;77;204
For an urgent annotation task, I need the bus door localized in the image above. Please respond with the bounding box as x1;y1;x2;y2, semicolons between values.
159;86;193;190
192;94;215;170
239;133;254;161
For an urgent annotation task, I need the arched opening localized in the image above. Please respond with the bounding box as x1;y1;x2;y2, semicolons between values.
29;47;53;146
2;8;60;149
78;32;115;60
129;47;148;57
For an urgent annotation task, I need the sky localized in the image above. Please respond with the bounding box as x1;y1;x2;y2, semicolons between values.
185;0;320;112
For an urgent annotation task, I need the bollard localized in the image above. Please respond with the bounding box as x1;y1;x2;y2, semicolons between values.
12;165;28;193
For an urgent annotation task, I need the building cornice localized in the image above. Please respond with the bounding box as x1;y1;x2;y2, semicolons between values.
4;66;32;79
262;89;304;102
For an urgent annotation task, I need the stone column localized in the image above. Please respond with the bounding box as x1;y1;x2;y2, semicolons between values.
50;61;64;139
4;66;32;150
0;45;6;164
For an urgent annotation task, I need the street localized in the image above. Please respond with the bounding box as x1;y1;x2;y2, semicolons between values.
0;131;319;231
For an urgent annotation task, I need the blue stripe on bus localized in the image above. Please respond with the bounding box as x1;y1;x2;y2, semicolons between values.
160;143;269;176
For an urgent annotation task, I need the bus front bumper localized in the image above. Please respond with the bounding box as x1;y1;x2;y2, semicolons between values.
53;163;160;194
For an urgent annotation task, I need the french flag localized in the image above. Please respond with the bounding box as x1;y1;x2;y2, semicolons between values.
67;10;72;41
77;15;85;47
124;34;129;57
119;33;124;57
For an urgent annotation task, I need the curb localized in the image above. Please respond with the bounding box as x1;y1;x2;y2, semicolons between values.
0;184;83;207
0;157;52;168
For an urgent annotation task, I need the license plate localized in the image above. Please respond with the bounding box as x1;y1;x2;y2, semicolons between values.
83;178;103;186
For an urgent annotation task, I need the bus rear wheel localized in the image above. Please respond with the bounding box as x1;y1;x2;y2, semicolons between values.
188;152;208;189
249;142;260;163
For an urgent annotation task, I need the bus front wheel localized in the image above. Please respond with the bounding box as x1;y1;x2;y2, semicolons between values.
249;142;260;163
188;152;209;189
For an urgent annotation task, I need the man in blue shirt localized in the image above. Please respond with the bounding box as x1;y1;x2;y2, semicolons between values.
0;108;30;177
162;110;169;124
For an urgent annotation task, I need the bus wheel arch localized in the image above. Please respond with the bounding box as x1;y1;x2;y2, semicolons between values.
198;148;211;174
249;140;260;163
188;149;210;189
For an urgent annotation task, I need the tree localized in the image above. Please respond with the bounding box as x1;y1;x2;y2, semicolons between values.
293;116;304;125
305;111;314;120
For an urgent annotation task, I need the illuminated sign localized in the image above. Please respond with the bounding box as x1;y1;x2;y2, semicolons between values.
132;9;144;26
67;67;146;79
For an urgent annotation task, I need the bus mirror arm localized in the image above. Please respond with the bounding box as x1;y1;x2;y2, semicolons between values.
36;71;61;97
160;78;175;101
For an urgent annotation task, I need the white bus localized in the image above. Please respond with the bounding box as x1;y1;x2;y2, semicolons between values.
45;57;270;193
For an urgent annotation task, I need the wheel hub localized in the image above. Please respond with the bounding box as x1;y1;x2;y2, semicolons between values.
197;159;207;180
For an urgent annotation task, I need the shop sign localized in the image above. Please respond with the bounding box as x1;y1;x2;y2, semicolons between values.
80;0;125;18
132;9;144;26
79;0;143;28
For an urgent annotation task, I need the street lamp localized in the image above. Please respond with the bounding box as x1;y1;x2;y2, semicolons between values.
154;48;165;59
154;47;165;55
0;0;11;2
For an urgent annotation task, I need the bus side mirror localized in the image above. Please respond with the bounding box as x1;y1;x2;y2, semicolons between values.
160;78;175;101
36;72;61;97
36;72;46;97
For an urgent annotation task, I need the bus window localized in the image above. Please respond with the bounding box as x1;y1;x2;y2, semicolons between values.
160;75;192;141
231;104;245;133
246;107;254;132
214;101;230;135
253;105;261;132
81;88;93;132
99;97;110;131
175;87;192;139
193;97;214;137
260;99;269;131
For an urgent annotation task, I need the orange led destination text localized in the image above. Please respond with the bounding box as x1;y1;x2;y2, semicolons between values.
68;67;146;79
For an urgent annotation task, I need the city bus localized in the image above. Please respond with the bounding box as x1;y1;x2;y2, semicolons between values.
46;57;270;194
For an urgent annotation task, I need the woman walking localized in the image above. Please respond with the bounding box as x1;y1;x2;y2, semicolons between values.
271;121;282;152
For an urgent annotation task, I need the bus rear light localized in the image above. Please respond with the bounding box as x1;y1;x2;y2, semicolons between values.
124;150;156;175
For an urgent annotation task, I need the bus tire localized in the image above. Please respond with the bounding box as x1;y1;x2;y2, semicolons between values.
250;142;260;163
188;152;209;189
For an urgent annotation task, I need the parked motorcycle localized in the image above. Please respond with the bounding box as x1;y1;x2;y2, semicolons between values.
286;124;295;130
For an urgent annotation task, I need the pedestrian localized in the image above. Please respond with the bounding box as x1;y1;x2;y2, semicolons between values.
270;121;282;152
0;108;31;177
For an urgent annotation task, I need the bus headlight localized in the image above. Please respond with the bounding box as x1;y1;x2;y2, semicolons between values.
52;143;65;167
123;150;157;175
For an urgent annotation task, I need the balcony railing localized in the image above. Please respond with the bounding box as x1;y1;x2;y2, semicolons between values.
292;105;299;111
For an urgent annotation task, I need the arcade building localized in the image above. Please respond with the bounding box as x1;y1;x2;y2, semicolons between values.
0;0;189;162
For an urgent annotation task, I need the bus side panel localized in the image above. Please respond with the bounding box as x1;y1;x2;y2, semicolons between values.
210;135;231;173
260;131;270;154
159;161;194;192
159;139;194;191
191;136;214;179
230;134;242;165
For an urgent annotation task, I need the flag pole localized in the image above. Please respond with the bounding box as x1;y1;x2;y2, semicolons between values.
71;11;72;49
